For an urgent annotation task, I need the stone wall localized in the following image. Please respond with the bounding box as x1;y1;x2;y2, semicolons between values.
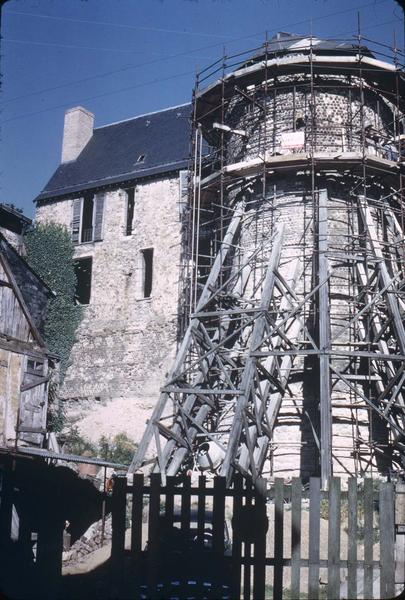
35;175;183;445
225;75;395;163
227;175;401;479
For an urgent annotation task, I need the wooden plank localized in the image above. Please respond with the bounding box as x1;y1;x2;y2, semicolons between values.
253;478;267;600
308;477;321;599
147;473;161;598
347;477;357;600
328;477;341;599
291;477;302;599
363;478;374;599
379;482;395;599
273;477;284;599
231;475;243;600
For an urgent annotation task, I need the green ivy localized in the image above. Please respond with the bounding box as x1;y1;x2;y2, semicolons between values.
24;222;82;380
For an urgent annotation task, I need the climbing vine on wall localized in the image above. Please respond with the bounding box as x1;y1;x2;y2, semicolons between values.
24;222;82;381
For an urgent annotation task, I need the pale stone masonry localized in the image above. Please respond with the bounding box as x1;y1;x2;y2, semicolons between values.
34;104;190;443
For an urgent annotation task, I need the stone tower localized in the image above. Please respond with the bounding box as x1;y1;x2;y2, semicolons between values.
132;33;405;485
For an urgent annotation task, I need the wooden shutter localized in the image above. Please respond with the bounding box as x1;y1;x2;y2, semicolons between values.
179;170;188;201
71;198;82;244
93;193;105;241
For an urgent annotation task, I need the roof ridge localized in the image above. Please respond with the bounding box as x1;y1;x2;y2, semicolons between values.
94;102;190;130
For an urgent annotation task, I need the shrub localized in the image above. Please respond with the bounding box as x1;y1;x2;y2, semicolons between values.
98;433;137;466
24;222;82;380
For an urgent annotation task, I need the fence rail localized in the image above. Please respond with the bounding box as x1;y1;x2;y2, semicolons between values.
110;474;400;599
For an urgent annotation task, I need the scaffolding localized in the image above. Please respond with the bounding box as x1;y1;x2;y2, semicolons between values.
131;30;405;487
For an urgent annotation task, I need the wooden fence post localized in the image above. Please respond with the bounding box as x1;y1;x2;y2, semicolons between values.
131;473;144;594
328;477;341;599
0;461;13;561
110;474;127;596
213;476;226;599
273;477;284;599
36;478;64;599
253;477;267;600
231;475;243;600
380;481;395;599
147;473;161;598
347;477;357;599
395;481;405;596
363;478;374;599
291;477;302;599
308;477;321;599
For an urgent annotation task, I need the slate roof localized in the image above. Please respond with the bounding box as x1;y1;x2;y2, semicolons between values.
0;204;31;234
0;233;53;337
35;103;191;203
251;32;372;60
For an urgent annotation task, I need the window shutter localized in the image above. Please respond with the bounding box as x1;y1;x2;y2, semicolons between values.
71;198;82;244
93;193;105;241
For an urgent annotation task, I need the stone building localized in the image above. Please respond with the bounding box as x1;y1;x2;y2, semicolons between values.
34;104;190;443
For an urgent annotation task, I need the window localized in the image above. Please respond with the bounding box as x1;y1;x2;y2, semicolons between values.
71;193;105;245
140;248;153;298
26;358;44;376
74;257;92;304
81;195;94;242
125;188;135;236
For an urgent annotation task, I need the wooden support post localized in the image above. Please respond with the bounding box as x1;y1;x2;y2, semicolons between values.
318;188;332;490
220;224;284;482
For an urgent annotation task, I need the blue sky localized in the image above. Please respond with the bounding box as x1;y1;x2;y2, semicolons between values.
1;0;404;217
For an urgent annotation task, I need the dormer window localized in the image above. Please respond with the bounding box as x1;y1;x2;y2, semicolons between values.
136;154;146;163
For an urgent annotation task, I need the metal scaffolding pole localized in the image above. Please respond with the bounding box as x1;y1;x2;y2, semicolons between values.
318;189;332;488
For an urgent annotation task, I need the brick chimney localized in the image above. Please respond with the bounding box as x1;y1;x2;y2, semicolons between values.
61;106;94;163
